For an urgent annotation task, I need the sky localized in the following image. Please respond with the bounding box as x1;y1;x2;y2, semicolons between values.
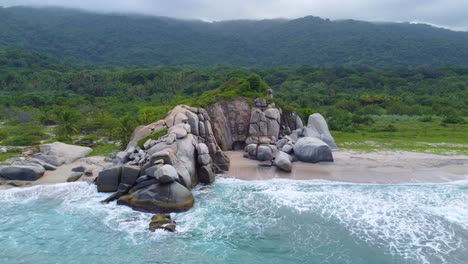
2;0;468;31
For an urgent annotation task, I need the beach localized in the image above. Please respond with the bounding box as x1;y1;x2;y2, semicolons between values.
225;150;468;183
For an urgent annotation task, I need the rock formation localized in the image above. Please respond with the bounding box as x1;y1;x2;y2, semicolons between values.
97;105;230;213
0;142;92;181
96;92;337;215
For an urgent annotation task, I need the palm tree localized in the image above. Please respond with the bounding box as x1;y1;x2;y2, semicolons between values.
56;110;78;142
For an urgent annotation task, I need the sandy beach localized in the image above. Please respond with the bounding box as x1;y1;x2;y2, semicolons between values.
2;150;467;190
0;156;112;190
224;150;468;184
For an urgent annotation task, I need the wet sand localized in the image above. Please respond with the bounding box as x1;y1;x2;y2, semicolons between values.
224;151;468;184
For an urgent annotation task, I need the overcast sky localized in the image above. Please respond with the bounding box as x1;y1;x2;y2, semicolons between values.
3;0;468;31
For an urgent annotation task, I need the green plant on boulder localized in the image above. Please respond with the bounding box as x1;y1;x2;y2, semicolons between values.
137;128;169;149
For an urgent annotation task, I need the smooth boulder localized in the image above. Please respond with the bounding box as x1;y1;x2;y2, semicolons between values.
96;167;122;192
274;151;292;172
293;137;333;163
303;114;338;149
0;165;45;181
154;164;179;184
257;145;274;161
117;181;194;213
39;142;93;164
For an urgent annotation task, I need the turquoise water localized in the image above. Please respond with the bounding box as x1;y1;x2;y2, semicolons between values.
0;178;467;264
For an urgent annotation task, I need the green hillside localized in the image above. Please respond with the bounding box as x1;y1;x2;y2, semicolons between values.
1;7;468;68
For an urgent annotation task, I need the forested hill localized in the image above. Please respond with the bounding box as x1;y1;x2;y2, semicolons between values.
2;6;468;68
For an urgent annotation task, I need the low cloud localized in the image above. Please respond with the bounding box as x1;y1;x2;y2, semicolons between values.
3;0;468;30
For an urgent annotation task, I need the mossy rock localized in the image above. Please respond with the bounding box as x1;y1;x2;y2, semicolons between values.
117;181;194;214
149;214;176;232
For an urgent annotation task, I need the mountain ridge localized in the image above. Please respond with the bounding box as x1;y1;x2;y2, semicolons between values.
1;6;468;68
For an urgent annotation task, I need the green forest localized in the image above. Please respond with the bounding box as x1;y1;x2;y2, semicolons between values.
2;6;468;68
0;48;467;157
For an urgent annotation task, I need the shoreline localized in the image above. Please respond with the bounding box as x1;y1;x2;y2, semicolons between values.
224;150;468;184
1;150;468;190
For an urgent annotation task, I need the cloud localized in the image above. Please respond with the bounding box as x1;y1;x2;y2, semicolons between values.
3;0;468;30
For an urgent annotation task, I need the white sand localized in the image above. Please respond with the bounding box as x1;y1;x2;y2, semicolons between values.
224;150;468;184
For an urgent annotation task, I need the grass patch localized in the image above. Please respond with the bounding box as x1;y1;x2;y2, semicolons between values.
137;128;169;149
333;117;468;155
0;148;22;162
89;143;119;157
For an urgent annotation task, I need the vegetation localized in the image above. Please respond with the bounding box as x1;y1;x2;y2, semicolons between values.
137;129;169;149
0;44;467;155
2;7;468;68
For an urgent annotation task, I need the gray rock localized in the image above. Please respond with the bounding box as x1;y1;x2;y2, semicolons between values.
121;165;141;186
257;145;274;161
197;153;212;165
276;139;289;149
154;164;179;184
174;112;188;125
304;113;338;149
274;151;292;172
118;181;194;213
282;144;294;154
33;153;66;167
149;214;176;232
198;164;215;184
293;113;304;130
0;147;8;153
169;125;188;139
174;164;193;189
293;137;334;163
199;121;206;137
129;179;159;194
114;151;129;164
67;172;83;182
96;167;122;192
196;143;209;155
28;158;57;171
150;149;177;166
264;108;280;121
145;164;163;179
266;118;280;139
0;165;45;181
39;142;92;164
245;144;257;159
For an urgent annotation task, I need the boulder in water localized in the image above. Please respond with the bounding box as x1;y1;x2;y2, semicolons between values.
117;181;194;213
149;214;176;232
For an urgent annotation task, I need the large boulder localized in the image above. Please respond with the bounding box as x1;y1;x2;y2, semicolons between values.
0;165;45;181
206;99;251;151
39;142;92;164
293;137;333;163
96;167;122;192
121;165;141;186
117;181;194;213
274;151;292;172
32;153;66;167
154;165;179;184
257;145;274;161
303;113;338;149
198;164;215;184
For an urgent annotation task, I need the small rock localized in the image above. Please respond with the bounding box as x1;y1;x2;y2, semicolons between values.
149;214;176;232
67;172;83;182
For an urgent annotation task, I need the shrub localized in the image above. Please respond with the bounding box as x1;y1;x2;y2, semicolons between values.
441;115;465;125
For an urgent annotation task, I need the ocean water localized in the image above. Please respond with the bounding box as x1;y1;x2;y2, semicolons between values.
0;178;467;264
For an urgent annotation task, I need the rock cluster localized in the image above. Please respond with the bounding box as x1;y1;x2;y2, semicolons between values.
97;105;230;214
237;97;337;173
0;142;92;181
96;93;337;215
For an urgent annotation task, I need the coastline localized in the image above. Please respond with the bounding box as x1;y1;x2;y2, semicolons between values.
0;156;111;190
1;150;468;190
224;150;468;184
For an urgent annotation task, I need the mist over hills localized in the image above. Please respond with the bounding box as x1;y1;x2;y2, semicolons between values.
1;6;468;68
